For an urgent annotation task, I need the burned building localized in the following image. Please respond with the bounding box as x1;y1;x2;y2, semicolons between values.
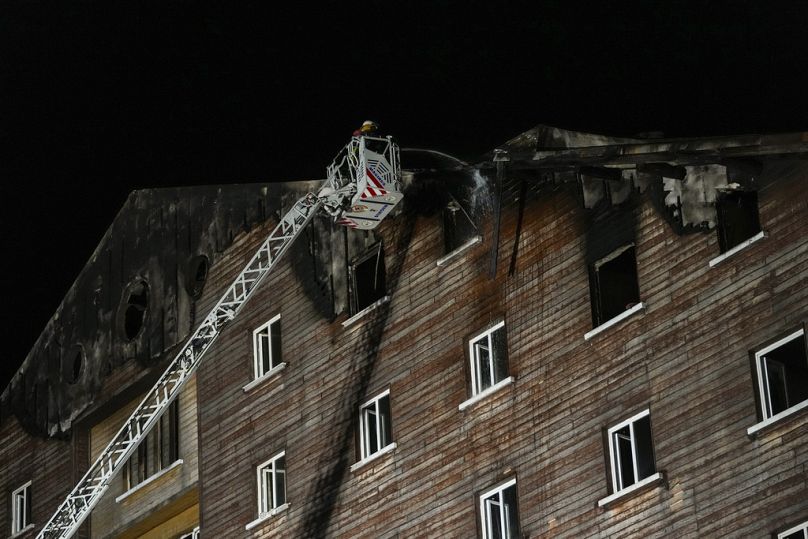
1;125;807;538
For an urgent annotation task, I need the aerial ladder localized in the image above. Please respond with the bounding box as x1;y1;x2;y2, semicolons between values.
37;134;403;539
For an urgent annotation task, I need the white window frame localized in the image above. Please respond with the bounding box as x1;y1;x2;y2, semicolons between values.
358;389;393;461
478;477;518;539
779;519;808;539
253;314;282;380
468;321;507;397
607;409;653;494
11;480;31;535
754;329;806;421
256;451;286;517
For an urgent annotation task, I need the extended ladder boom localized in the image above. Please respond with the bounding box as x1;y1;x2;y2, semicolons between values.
38;135;402;539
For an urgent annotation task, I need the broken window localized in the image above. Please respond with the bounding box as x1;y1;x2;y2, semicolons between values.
349;243;386;314
589;244;640;327
753;329;808;421
715;190;761;253
186;255;209;299
122;280;149;341
468;321;509;397
443;199;477;254
358;390;392;461
253;315;282;379
256;451;286;517
479;478;521;539
64;346;84;385
779;520;808;539
11;481;32;535
607;410;656;494
124;399;179;490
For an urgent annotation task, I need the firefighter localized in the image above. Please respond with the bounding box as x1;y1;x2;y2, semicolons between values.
353;120;379;137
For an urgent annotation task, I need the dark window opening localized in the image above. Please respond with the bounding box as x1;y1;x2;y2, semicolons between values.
443;199;476;254
123;281;149;341
124;399;179;490
590;245;640;327
350;244;386;314
186;255;209;299
756;330;808;419
716;190;761;253
65;347;84;384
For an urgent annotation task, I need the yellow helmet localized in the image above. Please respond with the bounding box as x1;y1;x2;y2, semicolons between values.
360;120;378;134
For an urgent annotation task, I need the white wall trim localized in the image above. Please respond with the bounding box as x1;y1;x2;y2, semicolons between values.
597;472;663;508
459;376;515;411
584;302;646;341
244;503;290;531
115;459;183;503
243;362;287;393
342;296;391;328
436;236;482;267
708;230;767;267
9;523;35;539
350;442;397;472
747;399;808;437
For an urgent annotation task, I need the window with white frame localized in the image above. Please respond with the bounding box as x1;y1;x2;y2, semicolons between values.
469;321;509;397
358;390;392;461
177;526;200;539
253;314;282;379
257;452;286;517
123;399;179;490
11;481;32;535
754;328;808;421
779;519;808;539
607;409;656;494
479;478;520;539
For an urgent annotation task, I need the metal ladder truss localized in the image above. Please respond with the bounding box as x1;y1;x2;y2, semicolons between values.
37;134;402;539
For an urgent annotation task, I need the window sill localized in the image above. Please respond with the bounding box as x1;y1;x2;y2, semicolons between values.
584;302;646;341
10;523;35;538
244;503;290;531
436;236;482;267
597;472;664;508
350;442;397;472
242;362;287;393
458;376;515;411
115;459;184;503
708;230;767;268
341;296;391;328
747;399;808;437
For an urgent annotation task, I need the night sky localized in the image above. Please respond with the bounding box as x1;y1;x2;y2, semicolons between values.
2;2;808;388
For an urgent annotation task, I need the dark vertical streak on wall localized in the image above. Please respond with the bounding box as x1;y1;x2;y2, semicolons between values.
299;209;416;538
508;179;528;277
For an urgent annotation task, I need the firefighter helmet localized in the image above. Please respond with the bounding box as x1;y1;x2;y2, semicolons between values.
360;120;379;134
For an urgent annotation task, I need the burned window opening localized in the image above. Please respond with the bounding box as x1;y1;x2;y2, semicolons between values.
64;346;84;385
716;190;761;253
186;255;209;299
121;280;149;341
753;329;808;421
589;245;640;327
349;244;386;315
123;399;179;490
443;198;477;255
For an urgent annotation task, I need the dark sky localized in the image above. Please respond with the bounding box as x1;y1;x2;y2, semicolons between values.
2;1;808;388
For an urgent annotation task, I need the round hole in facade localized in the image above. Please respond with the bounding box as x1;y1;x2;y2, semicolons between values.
65;346;84;384
186;255;209;299
122;280;149;341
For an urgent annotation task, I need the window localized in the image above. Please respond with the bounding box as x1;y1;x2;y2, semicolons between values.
349;244;386;314
754;329;808;421
177;527;200;539
779;520;808;539
124;399;179;490
11;481;31;535
444;199;477;254
607;410;656;494
468;322;509;397
716;189;761;253
253;315;282;379
479;478;520;539
257;452;286;517
358;390;392;460
589;244;640;327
